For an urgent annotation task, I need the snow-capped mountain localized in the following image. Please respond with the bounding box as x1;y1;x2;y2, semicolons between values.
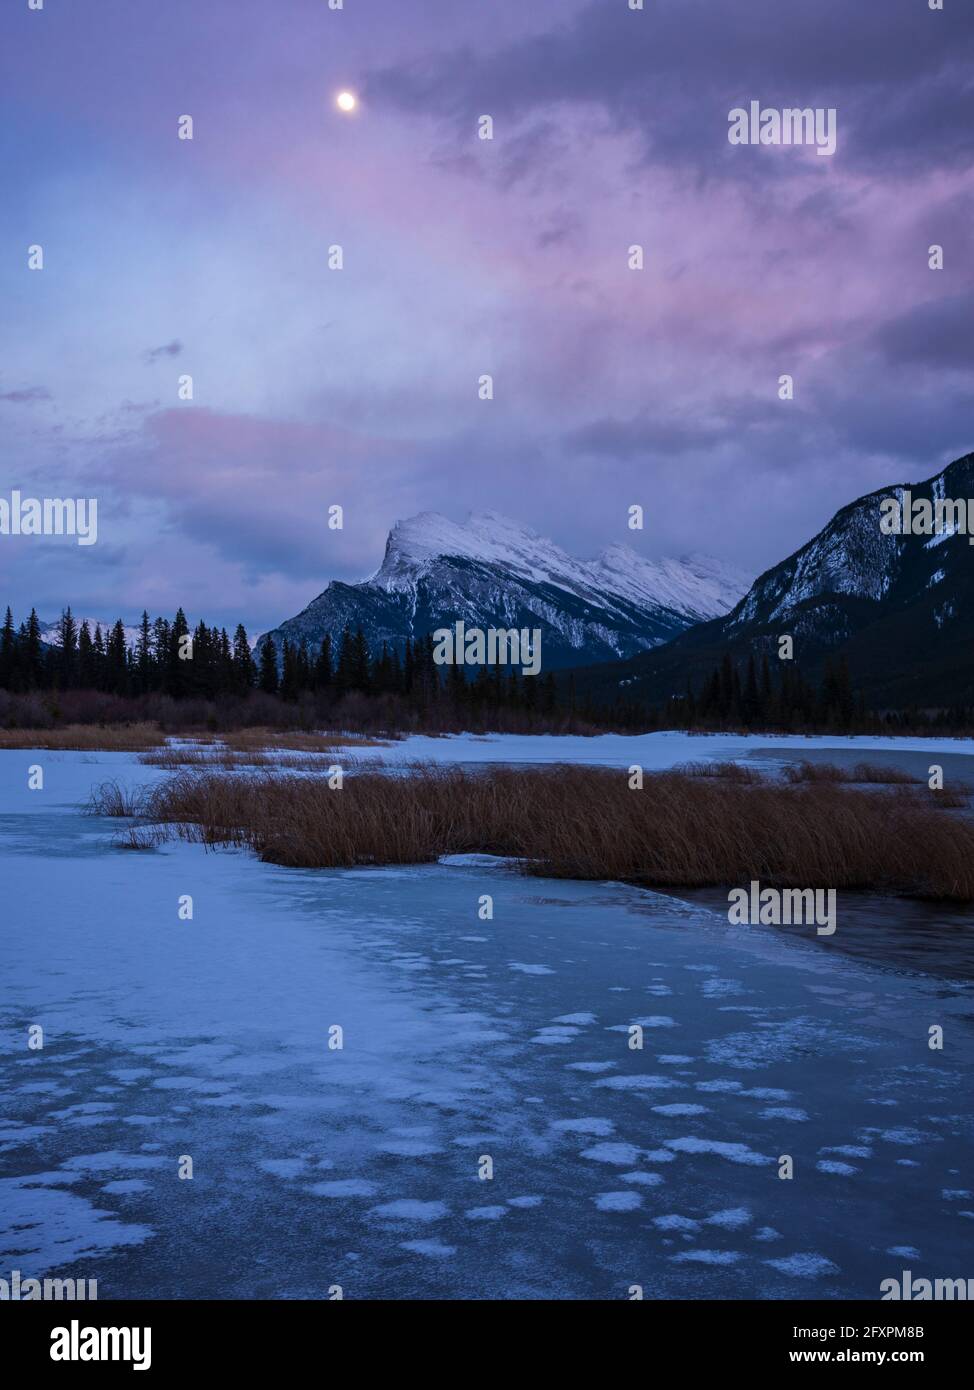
39;618;142;649
262;511;751;669
575;451;974;708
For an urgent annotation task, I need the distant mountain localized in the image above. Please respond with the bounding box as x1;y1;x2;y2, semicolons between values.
262;511;752;670
572;451;974;709
39;618;142;649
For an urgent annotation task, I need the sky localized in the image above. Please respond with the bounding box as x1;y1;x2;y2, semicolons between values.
0;0;972;634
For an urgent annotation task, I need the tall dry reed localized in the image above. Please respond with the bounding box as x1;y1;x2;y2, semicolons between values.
83;763;974;900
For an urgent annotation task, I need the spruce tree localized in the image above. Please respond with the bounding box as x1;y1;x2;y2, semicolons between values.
106;620;129;694
92;623;106;691
351;628;370;692
335;627;354;692
0;607;15;689
257;635;279;694
232;625;255;691
58;608;78;688
78;620;96;688
136;611;153;694
167;609;190;696
313;634;333;690
280;639;298;701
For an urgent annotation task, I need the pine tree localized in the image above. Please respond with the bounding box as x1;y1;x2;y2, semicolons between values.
295;640;311;694
167;609;190;696
683;676;696;728
135;611;153;694
760;653;773;719
232;625;255;691
522;668;538;715
92;623;106;690
351;628;370;692
106;620;129;695
280;639;298;701
718;653;734;719
447;654;466;708
743;654;759;725
58;608;78;688
835;656;854;728
257;635;278;694
374;641;392;694
0;607;15;689
313;634;333;690
542;671;557;716
78;620;96;688
335;627;355;692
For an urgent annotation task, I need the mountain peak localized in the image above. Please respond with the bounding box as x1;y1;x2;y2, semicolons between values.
573;449;974;708
372;510;573;592
266;510;753;670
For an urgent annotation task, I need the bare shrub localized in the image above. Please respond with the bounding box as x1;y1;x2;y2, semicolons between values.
114;825;164;851
85;780;148;817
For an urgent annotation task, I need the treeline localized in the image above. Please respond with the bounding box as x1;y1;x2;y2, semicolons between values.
0;608;255;698
666;651;974;734
680;651;861;730
0;607;576;733
3;606;972;737
0;606;562;711
256;628;559;718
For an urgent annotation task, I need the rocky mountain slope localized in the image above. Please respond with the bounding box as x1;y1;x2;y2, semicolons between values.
262;511;751;670
573;451;974;708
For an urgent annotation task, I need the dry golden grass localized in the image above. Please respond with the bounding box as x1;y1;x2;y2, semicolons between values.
784;760;920;785
0;722;391;757
849;762;920;784
138;729;394;768
218;728;392;752
139;747;338;770
674;760;762;782
85;780;149;816
86;762;974;901
0;723;165;751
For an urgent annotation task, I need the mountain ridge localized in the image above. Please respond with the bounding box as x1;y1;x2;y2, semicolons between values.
571;450;974;709
262;510;752;669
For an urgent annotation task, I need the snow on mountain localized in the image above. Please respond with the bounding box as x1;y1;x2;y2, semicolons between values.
573;449;974;708
726;452;974;633
373;512;749;620
40;618;142;649
590;546;750;622
264;511;752;669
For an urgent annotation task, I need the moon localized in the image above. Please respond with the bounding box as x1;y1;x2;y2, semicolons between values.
336;91;357;113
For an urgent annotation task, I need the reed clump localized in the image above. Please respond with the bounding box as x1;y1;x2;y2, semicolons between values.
81;762;974;901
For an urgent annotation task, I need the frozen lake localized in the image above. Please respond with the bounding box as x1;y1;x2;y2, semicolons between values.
2;738;973;1299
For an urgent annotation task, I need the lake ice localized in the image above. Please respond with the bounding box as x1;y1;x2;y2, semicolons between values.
1;736;972;1299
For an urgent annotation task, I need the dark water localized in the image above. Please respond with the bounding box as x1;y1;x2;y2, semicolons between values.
672;888;974;984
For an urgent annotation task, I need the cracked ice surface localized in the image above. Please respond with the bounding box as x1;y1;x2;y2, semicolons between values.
1;749;972;1299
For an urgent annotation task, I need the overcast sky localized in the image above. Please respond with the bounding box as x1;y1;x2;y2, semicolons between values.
1;0;971;632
